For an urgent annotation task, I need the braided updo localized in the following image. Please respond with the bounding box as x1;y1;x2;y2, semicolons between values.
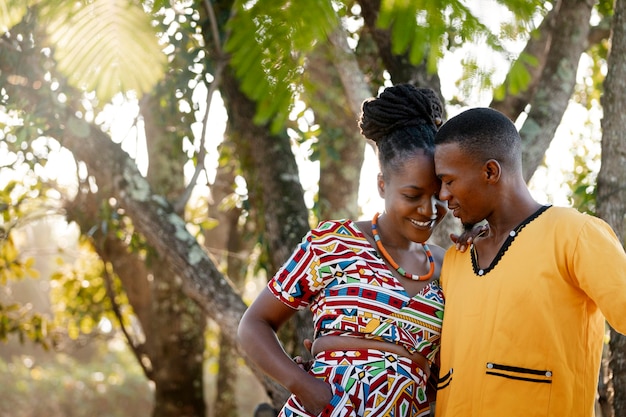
359;84;443;176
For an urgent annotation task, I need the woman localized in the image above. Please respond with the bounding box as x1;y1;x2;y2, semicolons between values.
238;84;449;416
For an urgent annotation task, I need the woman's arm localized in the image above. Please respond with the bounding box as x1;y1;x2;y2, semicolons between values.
237;288;332;414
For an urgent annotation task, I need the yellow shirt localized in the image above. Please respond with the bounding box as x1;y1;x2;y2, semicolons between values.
436;206;626;417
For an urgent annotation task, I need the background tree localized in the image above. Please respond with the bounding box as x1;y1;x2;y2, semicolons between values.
599;0;626;414
1;0;624;415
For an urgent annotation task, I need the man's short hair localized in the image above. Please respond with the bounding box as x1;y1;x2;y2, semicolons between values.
435;107;522;170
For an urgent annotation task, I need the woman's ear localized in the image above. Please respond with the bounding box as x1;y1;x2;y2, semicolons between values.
377;173;385;198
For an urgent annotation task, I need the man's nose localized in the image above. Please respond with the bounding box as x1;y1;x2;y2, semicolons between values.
438;185;451;201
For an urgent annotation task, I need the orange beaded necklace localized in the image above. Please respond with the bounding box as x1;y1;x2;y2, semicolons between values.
371;212;435;281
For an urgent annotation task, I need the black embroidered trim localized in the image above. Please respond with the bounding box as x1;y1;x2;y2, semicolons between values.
488;363;550;375
486;371;552;384
437;378;452;390
437;368;453;390
438;369;453;383
471;205;551;276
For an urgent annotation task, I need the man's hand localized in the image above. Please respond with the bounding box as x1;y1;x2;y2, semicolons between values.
451;224;488;252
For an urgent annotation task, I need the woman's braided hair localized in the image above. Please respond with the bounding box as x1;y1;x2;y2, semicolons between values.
359;84;443;176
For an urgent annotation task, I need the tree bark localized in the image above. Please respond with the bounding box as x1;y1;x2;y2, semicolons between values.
490;5;558;120
358;0;442;93
64;85;211;417
599;0;626;415
1;19;210;417
218;67;313;407
142;93;207;417
198;0;318;408
519;0;593;182
304;38;365;221
205;153;252;417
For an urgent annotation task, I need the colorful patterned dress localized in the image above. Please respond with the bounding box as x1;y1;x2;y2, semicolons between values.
268;219;444;417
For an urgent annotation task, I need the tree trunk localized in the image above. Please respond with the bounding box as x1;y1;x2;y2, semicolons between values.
490;6;557;119
519;0;593;182
205;153;252;417
64;151;208;417
358;0;442;92
141;91;208;417
219;67;313;407
200;0;319;408
61;93;208;417
150;259;207;417
598;0;626;414
305;39;365;221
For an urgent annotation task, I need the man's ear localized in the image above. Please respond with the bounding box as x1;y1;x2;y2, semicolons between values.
483;159;502;183
377;173;385;198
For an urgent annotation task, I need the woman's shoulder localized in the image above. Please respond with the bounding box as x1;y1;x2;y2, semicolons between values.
309;218;364;239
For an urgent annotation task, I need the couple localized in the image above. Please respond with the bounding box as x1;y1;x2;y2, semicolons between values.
238;84;626;417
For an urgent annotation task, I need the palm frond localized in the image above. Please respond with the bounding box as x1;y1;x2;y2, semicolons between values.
40;0;166;102
0;0;30;34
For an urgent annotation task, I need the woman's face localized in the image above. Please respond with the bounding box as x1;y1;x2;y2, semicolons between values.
378;151;447;245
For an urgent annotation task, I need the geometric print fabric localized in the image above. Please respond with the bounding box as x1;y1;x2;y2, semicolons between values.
269;219;444;362
279;349;430;417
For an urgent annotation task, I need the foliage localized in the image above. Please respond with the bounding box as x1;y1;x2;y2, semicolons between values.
0;344;153;417
381;0;544;65
0;176;52;348
568;138;599;215
0;0;166;104
1;0;551;134
379;0;494;72
0;0;27;33
49;237;132;340
222;0;549;131
0;236;37;283
0;301;50;348
225;0;339;132
492;51;538;100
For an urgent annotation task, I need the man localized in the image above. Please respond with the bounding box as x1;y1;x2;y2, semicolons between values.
433;107;626;416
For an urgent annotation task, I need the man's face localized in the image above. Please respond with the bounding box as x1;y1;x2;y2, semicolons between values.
434;142;489;227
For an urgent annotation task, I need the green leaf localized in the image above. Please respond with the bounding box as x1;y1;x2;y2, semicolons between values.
225;0;338;132
40;0;166;102
379;0;544;72
0;0;29;34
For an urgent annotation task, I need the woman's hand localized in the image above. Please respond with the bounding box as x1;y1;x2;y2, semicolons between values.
291;374;334;415
293;338;314;371
292;355;313;371
450;223;488;252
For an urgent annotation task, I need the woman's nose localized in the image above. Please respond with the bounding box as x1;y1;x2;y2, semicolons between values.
419;196;438;217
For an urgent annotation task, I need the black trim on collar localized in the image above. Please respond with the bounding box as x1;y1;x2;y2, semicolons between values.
470;205;551;276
